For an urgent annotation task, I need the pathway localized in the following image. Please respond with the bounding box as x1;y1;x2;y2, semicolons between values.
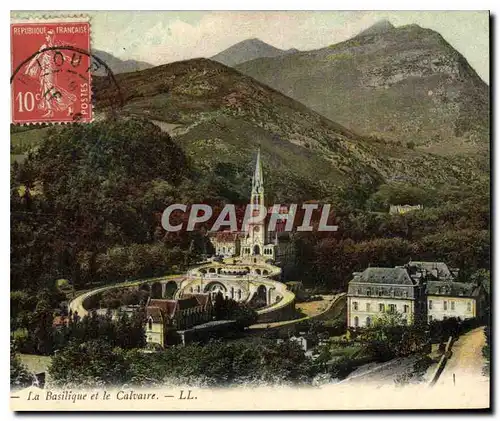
68;275;182;317
437;326;488;387
249;293;345;330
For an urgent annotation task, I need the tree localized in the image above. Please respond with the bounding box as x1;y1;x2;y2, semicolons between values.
49;340;128;387
360;312;428;361
213;295;257;329
11;119;194;292
10;342;32;389
483;325;490;376
29;301;54;355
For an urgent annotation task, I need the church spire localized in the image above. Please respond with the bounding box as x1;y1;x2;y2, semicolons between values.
252;148;264;192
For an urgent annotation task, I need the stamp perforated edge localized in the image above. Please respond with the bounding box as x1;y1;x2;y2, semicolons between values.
10;13;93;126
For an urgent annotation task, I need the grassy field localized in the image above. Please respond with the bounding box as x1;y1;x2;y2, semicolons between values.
296;296;334;317
329;343;363;359
11;127;50;154
19;354;51;375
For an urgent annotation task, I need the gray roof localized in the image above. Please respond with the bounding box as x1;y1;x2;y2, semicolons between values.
407;261;453;279
180;319;236;332
352;267;414;286
426;281;480;297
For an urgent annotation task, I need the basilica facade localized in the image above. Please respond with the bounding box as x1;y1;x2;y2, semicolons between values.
210;149;282;262
239;148;277;260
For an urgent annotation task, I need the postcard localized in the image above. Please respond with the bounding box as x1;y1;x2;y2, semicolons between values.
10;10;490;411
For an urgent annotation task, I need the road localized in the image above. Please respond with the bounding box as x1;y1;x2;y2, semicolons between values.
249;293;345;330
437;326;488;387
68;275;182;317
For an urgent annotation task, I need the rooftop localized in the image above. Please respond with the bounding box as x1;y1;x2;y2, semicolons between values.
426;281;480;297
352;267;414;286
406;261;454;279
147;294;211;317
179;319;236;332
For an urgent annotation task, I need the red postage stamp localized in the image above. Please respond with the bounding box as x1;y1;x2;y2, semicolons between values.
11;18;92;124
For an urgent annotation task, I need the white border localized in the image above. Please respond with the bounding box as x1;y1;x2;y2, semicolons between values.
1;3;496;421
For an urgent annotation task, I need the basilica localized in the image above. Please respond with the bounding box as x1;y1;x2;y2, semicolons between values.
210;149;291;264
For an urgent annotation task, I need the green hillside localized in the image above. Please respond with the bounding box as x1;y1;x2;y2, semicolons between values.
12;55;489;204
236;23;489;158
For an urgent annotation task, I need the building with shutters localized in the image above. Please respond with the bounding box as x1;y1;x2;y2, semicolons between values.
347;261;486;328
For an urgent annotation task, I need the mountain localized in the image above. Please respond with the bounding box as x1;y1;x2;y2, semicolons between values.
211;38;298;67
13;58;488;202
357;19;394;37
91;49;153;74
89;58;487;199
235;23;489;157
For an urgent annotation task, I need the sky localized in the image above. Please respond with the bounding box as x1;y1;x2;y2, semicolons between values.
14;11;490;82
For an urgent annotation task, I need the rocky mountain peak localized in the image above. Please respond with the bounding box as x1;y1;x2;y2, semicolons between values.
211;38;297;67
357;19;395;37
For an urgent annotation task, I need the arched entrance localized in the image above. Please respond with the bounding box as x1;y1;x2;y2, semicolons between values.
204;281;227;298
151;282;162;299
256;284;267;306
253;245;261;255
164;281;178;299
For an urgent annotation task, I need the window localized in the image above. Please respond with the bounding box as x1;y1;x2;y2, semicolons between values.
403;291;408;298
352;301;358;311
451;301;455;311
403;305;409;313
428;300;433;310
366;303;371;312
379;303;385;312
388;304;396;314
366;288;371;296
366;317;371;327
378;290;383;297
148;318;152;330
467;301;472;312
443;301;448;311
353;316;359;327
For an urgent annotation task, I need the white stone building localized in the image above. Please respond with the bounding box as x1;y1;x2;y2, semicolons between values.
347;267;424;328
347;261;487;328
